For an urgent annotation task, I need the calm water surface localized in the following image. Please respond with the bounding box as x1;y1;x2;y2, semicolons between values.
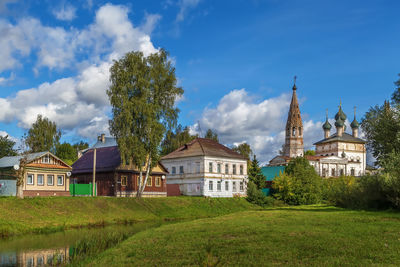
0;221;163;266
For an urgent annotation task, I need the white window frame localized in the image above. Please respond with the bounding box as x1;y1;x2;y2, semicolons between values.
37;174;44;185
225;164;229;174
239;181;244;192
57;175;64;186
217;163;221;173
233;164;237;175
225;181;229;191
240;165;244;175
209;162;213;173
27;173;34;185
172;167;176;174
232;181;237;192
47;175;54;186
42;154;50;164
217;181;221;191
209;180;213;191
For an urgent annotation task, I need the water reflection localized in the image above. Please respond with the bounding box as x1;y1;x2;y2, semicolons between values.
0;221;164;266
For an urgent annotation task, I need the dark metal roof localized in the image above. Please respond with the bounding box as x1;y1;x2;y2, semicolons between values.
161;138;246;160
72;146;121;174
313;132;366;145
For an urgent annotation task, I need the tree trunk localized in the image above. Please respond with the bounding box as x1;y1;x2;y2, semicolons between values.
137;168;143;199
140;154;152;196
16;182;24;199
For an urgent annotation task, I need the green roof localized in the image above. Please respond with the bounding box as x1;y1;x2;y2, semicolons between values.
261;166;285;181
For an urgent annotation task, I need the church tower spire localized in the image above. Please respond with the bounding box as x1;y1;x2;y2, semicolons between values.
283;76;304;158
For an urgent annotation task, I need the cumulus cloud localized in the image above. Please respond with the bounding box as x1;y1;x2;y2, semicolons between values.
53;4;77;21
0;4;160;139
192;89;329;165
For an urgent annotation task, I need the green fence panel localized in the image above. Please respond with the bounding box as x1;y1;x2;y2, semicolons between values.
70;183;97;196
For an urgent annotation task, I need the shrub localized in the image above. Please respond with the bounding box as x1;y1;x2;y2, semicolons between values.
272;157;323;205
246;181;274;207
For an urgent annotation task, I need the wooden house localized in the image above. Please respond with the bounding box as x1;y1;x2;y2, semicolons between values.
72;144;168;197
0;152;72;197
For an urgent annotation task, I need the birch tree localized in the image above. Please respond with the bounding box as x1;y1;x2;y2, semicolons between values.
108;49;183;198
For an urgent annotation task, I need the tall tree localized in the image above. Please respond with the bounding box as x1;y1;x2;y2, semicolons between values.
304;150;315;156
25;115;61;153
232;143;253;161
56;142;78;165
205;129;219;142
0;135;17;158
248;155;266;190
161;125;197;156
73;141;89;152
108;49;183;198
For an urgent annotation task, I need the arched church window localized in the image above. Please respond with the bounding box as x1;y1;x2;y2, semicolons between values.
292;127;296;136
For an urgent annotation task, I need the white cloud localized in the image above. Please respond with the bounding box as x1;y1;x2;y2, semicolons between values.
176;0;201;22
140;13;162;35
0;4;160;139
53;4;77;21
192;89;331;165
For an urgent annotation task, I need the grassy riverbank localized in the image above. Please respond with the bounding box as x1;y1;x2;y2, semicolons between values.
0;197;256;238
88;205;400;266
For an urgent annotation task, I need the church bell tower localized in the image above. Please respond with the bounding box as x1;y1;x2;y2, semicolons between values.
283;77;304;158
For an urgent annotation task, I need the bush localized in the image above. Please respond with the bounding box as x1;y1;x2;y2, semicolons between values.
272;157;323;205
246;181;274;207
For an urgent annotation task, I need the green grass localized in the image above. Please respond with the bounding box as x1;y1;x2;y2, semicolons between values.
0;197;256;238
88;205;400;266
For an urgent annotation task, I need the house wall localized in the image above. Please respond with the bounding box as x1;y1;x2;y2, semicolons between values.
161;156;248;197
23;169;70;194
0;179;16;196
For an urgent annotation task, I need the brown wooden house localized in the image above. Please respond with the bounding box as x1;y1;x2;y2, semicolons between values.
71;146;168;197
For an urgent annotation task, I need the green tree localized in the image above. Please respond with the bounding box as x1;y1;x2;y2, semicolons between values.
0;135;17;158
161;125;197;156
232;143;253;161
25;115;61;153
304;150;315;156
273;157;323;205
204;129;219;142
73;141;89;152
248;155;266;190
391;74;400;104
56;142;77;165
108;49;183;198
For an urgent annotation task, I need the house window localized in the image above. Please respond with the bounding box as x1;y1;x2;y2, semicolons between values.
331;168;335;176
239;182;244;191
217;181;221;191
172;167;176;174
209;162;213;173
47;175;54;186
233;164;237;175
322;168;326;177
42;154;50;164
196;162;200;173
179;166;184;174
351;168;355;176
209;181;213;191
27;174;34;185
225;181;229;191
217;163;221;173
340;169;344;176
147;176;152;186
155;176;161;187
121;176;127;186
37;255;44;266
232;181;237;192
37;174;44;185
57;175;64;186
225;164;229;174
240;165;244;175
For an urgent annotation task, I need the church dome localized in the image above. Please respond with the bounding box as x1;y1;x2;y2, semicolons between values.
335;117;344;127
351;118;359;129
335;106;347;121
322;120;332;130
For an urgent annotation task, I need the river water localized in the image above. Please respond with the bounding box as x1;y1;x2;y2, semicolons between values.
0;221;163;266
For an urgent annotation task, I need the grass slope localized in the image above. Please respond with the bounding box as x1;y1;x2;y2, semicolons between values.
0;197;256;237
89;205;400;266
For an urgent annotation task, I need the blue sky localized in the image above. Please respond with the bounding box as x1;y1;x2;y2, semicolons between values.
0;0;399;163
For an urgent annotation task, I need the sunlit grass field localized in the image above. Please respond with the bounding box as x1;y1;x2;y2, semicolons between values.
89;205;400;266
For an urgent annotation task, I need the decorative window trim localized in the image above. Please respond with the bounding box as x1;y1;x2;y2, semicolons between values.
209;180;213;191
239;181;244;192
225;181;229;191
57;175;64;186
37;174;44;186
155;176;161;187
225;164;229;174
217;181;221;191
27;173;34;185
47;175;54;186
121;176;127;186
42;155;50;164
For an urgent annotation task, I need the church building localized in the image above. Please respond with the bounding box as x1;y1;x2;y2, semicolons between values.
268;80;366;177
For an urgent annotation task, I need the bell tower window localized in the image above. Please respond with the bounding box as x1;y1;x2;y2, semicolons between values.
292;127;296;137
299;127;302;136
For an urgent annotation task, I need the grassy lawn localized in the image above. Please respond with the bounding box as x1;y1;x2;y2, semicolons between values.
88;205;400;266
0;197;256;237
